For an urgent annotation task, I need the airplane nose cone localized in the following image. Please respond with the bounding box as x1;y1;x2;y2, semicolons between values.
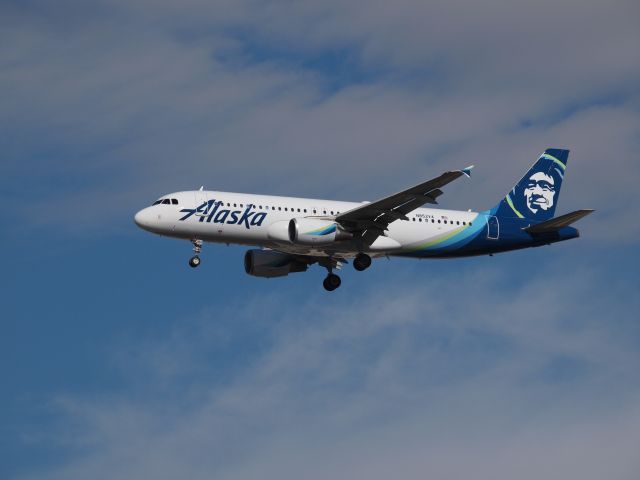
134;207;153;230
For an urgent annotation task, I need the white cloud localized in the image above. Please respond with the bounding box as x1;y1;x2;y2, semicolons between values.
1;0;639;238
18;263;640;479
4;4;639;477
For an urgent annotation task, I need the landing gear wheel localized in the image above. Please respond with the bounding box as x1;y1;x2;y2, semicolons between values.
353;253;372;271
189;239;203;269
323;273;342;291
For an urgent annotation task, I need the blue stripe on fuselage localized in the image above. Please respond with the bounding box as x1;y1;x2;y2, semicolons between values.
398;213;578;259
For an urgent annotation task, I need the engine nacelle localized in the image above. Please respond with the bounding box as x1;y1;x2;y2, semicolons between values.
244;249;308;278
288;218;353;246
267;220;291;243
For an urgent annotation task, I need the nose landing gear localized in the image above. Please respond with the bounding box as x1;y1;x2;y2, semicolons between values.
189;239;203;268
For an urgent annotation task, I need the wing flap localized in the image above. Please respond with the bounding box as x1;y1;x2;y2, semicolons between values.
523;209;594;234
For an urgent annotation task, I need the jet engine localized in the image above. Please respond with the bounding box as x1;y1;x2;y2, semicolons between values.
244;249;308;278
288;218;353;246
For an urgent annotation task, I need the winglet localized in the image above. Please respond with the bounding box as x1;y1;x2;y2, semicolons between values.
461;165;474;178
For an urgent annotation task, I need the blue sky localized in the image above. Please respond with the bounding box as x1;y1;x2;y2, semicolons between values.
2;1;640;478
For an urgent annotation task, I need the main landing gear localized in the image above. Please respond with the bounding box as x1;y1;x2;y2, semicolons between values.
189;239;203;268
321;254;371;291
320;257;343;292
323;273;342;292
353;253;372;271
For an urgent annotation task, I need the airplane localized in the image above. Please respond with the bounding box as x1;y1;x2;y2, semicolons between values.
134;148;593;291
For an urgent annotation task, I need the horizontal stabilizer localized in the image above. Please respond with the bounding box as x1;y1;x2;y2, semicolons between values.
523;209;594;234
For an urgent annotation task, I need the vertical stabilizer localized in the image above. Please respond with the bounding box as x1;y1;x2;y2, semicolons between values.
494;149;569;222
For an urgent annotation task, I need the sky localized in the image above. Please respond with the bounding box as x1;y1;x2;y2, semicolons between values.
1;0;640;478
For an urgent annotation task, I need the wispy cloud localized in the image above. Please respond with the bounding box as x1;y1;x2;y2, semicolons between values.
18;263;640;480
1;0;638;238
3;3;638;478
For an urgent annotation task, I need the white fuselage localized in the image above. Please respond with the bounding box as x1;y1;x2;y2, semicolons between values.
134;190;481;258
132;150;586;291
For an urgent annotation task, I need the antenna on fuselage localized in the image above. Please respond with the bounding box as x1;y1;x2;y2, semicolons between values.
199;186;204;191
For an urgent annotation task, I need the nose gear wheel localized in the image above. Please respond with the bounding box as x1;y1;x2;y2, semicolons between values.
189;239;203;268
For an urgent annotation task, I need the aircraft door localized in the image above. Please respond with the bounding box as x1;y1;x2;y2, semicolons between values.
193;187;210;218
487;215;499;240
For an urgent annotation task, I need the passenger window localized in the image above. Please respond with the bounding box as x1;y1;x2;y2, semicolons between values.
437;219;441;223
297;208;301;212
171;199;178;205
278;207;281;211
304;209;307;213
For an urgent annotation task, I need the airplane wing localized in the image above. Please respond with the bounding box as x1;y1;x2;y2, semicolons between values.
523;209;594;234
335;165;474;245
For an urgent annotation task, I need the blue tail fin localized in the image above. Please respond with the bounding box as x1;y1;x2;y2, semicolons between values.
493;148;569;222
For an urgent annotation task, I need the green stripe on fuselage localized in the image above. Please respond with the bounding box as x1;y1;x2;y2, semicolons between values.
408;225;468;251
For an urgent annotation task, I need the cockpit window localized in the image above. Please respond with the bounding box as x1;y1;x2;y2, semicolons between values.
153;198;179;205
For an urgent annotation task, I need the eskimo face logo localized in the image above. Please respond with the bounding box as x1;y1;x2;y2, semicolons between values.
524;172;556;214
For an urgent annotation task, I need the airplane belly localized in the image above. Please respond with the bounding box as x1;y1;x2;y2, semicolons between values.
368;236;402;251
